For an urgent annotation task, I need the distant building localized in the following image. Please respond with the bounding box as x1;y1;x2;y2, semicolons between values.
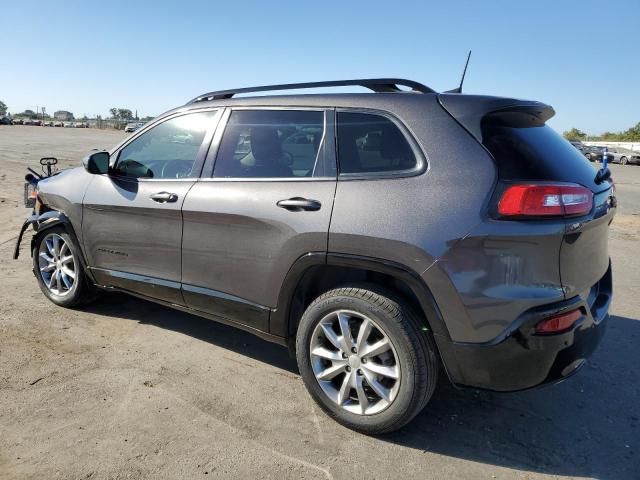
54;110;74;121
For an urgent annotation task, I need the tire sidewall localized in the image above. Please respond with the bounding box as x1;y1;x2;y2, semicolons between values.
32;227;86;307
296;291;423;432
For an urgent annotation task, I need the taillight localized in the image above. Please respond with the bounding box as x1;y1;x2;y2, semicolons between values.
498;183;593;218
534;308;583;335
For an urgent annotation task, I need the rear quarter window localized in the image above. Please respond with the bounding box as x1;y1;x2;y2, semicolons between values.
337;112;418;175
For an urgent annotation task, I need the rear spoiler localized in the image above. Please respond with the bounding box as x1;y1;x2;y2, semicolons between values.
438;93;555;143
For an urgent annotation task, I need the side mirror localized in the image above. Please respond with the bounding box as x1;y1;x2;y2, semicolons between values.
83;151;110;174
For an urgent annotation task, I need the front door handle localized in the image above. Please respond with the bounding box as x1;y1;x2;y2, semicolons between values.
150;192;178;203
277;197;321;212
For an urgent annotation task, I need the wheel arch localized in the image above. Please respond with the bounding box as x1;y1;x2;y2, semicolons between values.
270;252;452;343
29;210;95;283
271;253;463;384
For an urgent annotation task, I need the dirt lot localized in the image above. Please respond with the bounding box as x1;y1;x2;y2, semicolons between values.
1;126;639;480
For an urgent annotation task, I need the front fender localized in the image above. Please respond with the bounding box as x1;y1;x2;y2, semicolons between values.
14;209;95;283
14;211;77;259
13;214;38;260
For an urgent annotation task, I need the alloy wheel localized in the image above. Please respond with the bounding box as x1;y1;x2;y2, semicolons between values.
38;233;77;296
310;310;401;415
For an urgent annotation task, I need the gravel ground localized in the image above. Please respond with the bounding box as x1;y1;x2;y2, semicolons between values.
0;126;639;480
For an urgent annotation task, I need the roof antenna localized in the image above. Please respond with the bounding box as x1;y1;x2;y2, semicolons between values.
445;50;472;94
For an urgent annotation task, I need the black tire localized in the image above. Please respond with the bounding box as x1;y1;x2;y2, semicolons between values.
32;226;97;308
296;286;438;434
621;156;628;165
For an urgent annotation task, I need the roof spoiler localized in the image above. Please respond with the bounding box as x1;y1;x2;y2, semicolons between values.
438;93;555;142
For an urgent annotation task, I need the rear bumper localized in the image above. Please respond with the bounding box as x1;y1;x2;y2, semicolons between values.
439;261;612;392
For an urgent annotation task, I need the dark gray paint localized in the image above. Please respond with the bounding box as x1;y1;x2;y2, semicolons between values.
82;175;195;304
35;167;92;245
560;189;615;298
181;179;336;322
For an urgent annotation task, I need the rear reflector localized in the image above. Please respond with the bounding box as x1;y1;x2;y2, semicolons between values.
535;308;583;335
498;183;593;218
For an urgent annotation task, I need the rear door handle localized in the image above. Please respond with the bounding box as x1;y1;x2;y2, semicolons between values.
277;197;321;211
150;192;178;203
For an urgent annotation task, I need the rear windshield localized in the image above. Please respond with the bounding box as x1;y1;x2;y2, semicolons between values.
482;123;602;191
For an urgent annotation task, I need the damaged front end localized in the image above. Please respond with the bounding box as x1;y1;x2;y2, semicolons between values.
14;157;61;259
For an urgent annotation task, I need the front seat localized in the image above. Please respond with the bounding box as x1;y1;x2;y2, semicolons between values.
250;127;291;177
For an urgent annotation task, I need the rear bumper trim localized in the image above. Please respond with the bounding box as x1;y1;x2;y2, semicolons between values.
440;261;612;392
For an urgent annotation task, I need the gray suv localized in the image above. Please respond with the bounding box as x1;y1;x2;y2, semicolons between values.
14;79;615;434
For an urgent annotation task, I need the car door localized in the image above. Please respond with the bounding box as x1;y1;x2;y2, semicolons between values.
82;110;221;304
181;108;337;331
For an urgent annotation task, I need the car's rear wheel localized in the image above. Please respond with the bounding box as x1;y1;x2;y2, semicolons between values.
296;286;438;434
621;156;628;165
32;227;96;308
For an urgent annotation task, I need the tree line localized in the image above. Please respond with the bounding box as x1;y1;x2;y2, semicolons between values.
564;122;640;142
0;100;153;122
108;108;153;122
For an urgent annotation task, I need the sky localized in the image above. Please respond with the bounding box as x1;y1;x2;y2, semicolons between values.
2;0;639;135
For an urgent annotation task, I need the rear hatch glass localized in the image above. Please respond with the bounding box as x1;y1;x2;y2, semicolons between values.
482;122;607;193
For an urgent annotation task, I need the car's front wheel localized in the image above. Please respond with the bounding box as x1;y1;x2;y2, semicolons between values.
296;286;438;434
621;156;628;165
32;227;96;308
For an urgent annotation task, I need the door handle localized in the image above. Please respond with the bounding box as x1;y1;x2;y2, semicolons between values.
276;197;321;212
150;192;178;203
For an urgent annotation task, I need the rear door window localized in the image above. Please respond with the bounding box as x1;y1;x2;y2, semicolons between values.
213;110;325;178
336;112;417;175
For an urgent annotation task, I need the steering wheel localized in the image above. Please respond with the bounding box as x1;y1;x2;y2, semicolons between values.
161;160;192;179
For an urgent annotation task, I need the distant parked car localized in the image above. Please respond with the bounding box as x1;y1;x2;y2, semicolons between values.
22;119;34;126
43;121;53;127
608;147;640;165
569;141;585;153
32;119;42;126
74;122;87;128
124;122;144;133
584;146;608;162
12;118;24;125
0;116;12;125
63;122;74;128
53;121;63;127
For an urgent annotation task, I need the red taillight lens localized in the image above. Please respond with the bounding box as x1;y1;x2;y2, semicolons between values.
498;184;593;218
534;308;582;335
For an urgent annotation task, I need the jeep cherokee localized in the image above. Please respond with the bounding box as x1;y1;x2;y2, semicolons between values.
14;78;615;434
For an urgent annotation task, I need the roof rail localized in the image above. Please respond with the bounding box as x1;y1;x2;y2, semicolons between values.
187;78;435;104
